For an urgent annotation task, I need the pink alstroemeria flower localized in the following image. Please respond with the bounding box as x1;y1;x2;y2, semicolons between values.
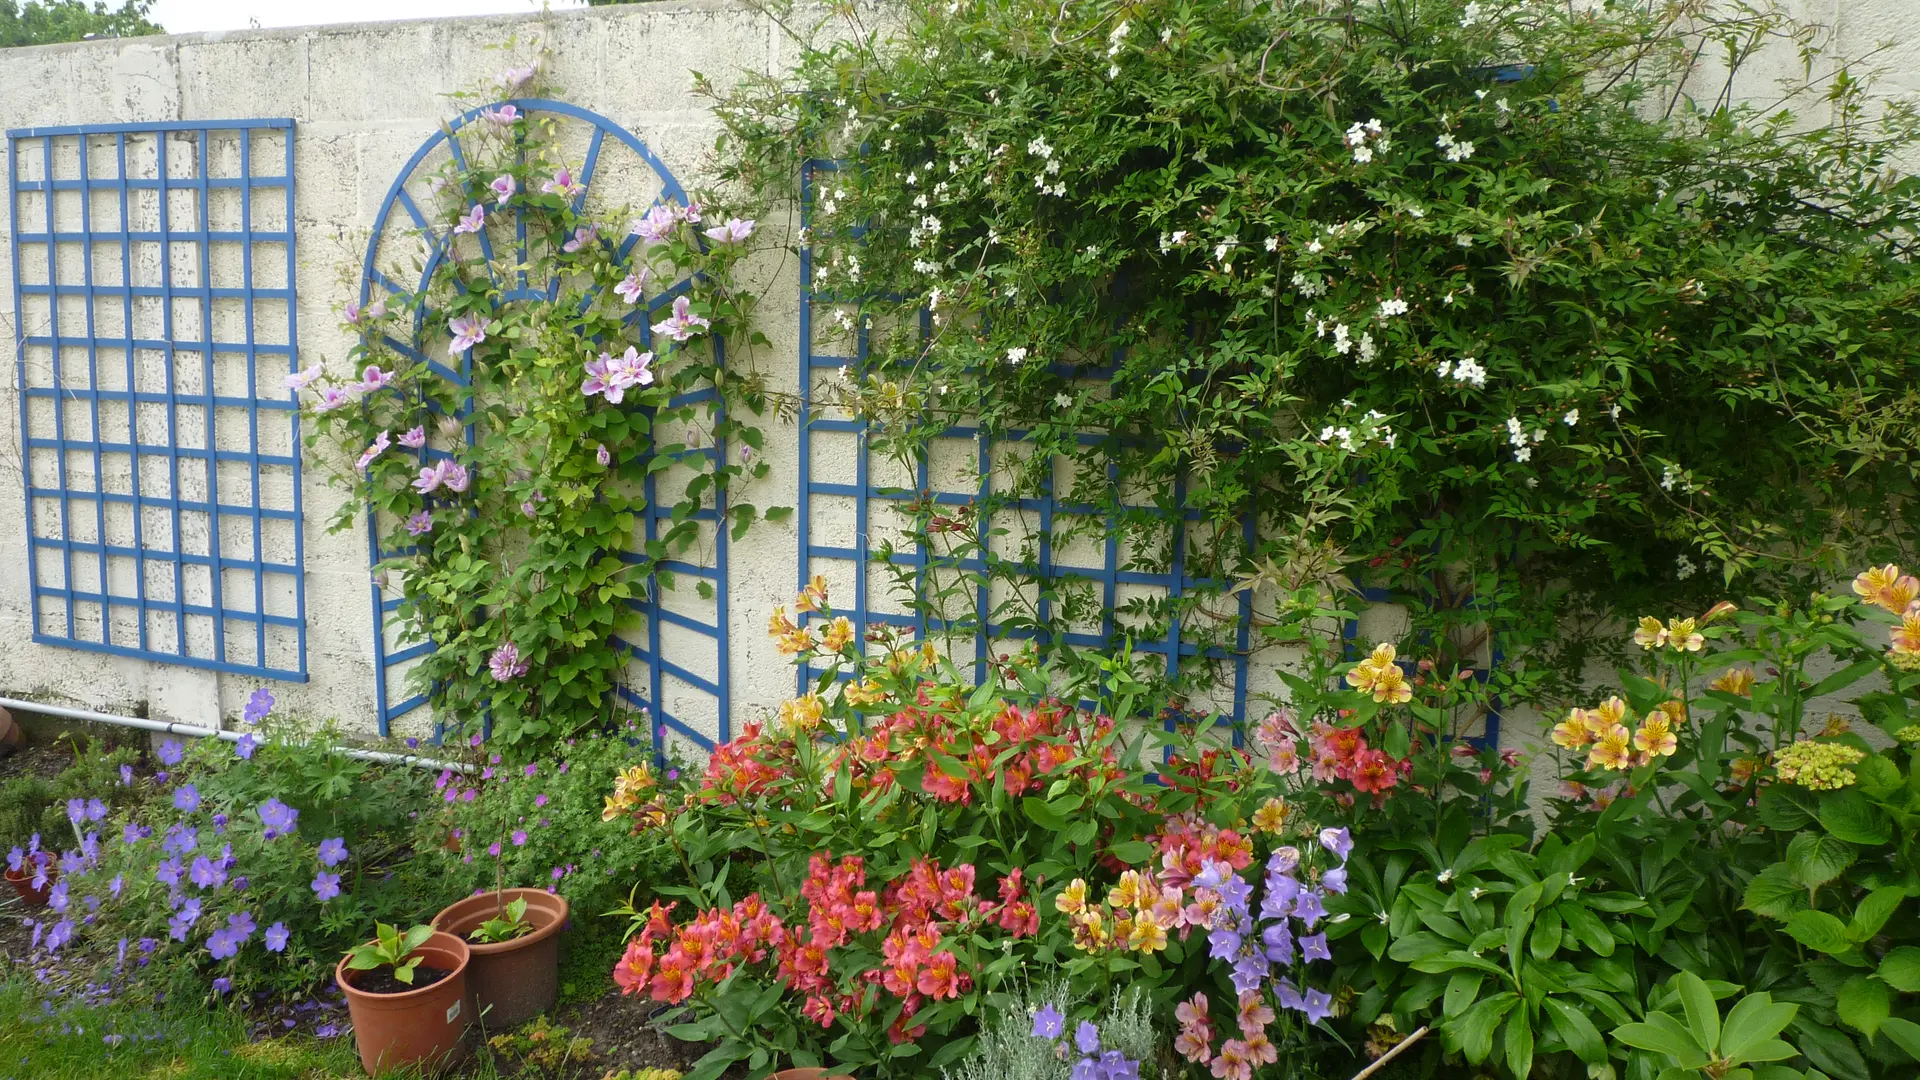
360;364;395;392
540;166;583;199
355;430;392;471
651;295;711;343
399;426;426;449
613;268;648;304
703;217;755;244
448;314;487;354
284;364;322;391
453;203;486;235
561;225;597;254
631;204;677;243
489;174;516;205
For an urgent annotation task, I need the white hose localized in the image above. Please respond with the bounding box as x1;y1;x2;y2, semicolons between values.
0;696;475;774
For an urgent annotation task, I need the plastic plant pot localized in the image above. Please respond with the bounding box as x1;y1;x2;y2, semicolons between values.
4;857;55;907
336;930;472;1076
430;887;568;1030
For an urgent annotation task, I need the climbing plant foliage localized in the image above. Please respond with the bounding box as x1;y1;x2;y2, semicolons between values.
710;0;1920;704
302;66;778;746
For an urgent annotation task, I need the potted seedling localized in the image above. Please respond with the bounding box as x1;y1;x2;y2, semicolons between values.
432;887;568;1030
3;848;56;907
337;921;472;1075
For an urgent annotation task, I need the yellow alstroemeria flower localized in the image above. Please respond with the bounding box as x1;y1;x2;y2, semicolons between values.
1633;616;1668;650
1055;879;1089;916
821;616;857;652
1370;664;1414;705
1128;911;1169;953
1666;617;1704;652
1632;717;1678;759
1584;696;1631;736
1551;712;1593;749
767;605;797;639
1709;667;1755;697
796;573;830;614
1587;726;1634;771
1854;565;1920;615
1251;797;1290;835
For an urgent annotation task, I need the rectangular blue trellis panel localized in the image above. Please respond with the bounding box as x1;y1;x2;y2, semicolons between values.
797;159;1254;735
9;120;306;680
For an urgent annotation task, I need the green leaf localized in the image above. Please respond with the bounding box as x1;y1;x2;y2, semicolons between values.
1786;909;1852;954
1878;946;1920;992
1819;790;1892;845
1452;992;1518;1064
1836;975;1890;1038
1557;901;1615;956
1743;864;1809;921
1615;1012;1709;1068
1807;659;1880;699
1720;994;1799;1064
1854;754;1903;799
1444;972;1485;1019
1849;885;1906;941
1757;786;1819;831
1504;1005;1535;1080
1791;1018;1867;1078
1786;833;1855;889
1879;1017;1920;1062
1543;996;1607;1064
1675;971;1721;1053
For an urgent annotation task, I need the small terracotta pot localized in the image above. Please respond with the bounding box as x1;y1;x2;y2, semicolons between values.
430;887;568;1030
4;858;56;907
771;1068;856;1080
337;930;472;1076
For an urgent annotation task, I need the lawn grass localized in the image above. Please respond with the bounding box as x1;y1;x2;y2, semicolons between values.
0;978;517;1080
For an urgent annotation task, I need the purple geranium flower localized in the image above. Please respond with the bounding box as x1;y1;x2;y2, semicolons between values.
511;830;528;847
46;919;75;951
156;858;183;887
108;873;124;898
244;687;275;724
206;929;238;960
256;799;299;839
66;798;86;825
264;922;289;953
213;976;232;994
120;764;133;786
311;871;341;902
189;856;225;890
173;785;200;813
317;838;349;868
448;313;487;355
235;734;258;760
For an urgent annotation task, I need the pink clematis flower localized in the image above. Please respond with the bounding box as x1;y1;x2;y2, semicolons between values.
540;166;583;199
677;200;703;224
412;460;448;494
651;295;711;343
613;268;648;304
489;174;516;205
596;443;611;466
284;364;322;391
582;346;654;404
360;364;395;392
562;225;597;253
631;204;677;243
399;426;426;449
499;64;536;91
356;430;392;471
482;104;520;126
441;462;470;493
702;217;755;244
405;509;433;536
448;314;487;354
489;643;529;681
314;386;357;413
453;203;486;235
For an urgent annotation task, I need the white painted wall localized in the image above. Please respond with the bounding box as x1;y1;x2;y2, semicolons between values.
0;0;1913;751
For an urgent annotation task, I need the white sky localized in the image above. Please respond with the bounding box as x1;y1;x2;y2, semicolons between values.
146;0;589;34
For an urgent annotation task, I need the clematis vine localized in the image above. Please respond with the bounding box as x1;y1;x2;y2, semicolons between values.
489;173;515;204
541;165;583;198
613;267;649;304
453;203;486;235
448;313;487;354
702;217;755;244
355;430;392;470
651;295;710;343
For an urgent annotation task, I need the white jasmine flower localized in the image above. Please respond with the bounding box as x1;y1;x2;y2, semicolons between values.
1453;357;1487;387
1461;2;1485;26
1331;323;1353;355
1563;409;1579;426
1306;238;1324;254
1378;298;1409;318
1054;392;1073;408
1005;346;1029;365
1357;332;1377;363
1676;555;1698;580
1264;236;1279;252
1026;136;1054;160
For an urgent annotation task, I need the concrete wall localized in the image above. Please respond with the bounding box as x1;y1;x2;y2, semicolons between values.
0;0;1914;751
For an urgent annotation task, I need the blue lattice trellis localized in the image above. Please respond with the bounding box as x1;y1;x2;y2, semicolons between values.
10;120;306;679
797;159;1255;731
359;100;729;749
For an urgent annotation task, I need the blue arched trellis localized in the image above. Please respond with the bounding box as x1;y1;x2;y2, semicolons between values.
358;100;730;749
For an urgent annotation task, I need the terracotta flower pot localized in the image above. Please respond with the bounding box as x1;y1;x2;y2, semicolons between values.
336;930;472;1076
772;1068;856;1080
4;858;56;907
430;887;568;1030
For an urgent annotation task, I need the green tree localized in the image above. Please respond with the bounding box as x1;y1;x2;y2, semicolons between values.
0;0;161;48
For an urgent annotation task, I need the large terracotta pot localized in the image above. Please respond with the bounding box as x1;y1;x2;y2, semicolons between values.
336;930;472;1076
430;887;568;1030
4;856;55;907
